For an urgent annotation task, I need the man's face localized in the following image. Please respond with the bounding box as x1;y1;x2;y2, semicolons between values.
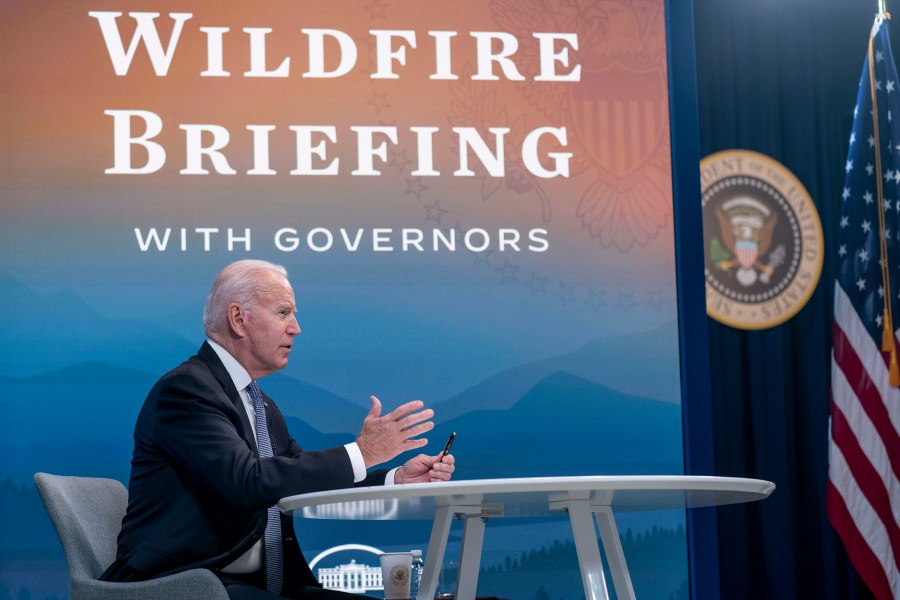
241;272;301;379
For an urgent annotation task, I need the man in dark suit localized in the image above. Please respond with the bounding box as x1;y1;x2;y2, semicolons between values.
101;260;455;599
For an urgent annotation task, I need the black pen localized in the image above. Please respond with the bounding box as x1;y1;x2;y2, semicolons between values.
441;431;456;456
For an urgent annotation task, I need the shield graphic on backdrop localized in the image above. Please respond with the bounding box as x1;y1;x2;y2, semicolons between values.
569;62;672;250
569;64;668;179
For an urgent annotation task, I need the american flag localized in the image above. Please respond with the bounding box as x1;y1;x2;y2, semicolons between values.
830;14;900;600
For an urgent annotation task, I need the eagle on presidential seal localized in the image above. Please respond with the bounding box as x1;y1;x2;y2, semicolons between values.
711;196;783;287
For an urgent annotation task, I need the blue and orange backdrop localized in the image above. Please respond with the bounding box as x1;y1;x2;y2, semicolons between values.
5;1;875;599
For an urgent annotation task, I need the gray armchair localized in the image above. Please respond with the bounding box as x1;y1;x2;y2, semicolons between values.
34;472;229;600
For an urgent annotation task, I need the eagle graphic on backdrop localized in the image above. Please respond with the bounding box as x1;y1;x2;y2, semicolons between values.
712;197;781;287
490;0;671;252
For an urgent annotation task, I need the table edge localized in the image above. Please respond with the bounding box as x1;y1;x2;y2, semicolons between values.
278;475;776;514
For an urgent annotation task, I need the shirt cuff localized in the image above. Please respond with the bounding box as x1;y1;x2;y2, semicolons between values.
385;468;398;485
344;443;367;483
343;443;399;485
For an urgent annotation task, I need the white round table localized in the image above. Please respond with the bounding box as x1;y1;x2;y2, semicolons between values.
280;475;775;600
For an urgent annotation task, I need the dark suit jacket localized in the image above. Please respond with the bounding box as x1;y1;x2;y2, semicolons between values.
101;342;387;592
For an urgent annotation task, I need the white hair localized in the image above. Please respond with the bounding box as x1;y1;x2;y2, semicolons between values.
203;260;289;336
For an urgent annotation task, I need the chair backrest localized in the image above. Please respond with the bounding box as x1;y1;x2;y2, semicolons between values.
34;472;127;582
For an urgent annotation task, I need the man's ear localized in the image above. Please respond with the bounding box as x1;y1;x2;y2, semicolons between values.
227;303;247;337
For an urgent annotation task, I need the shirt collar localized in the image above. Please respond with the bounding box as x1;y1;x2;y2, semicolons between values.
207;338;253;392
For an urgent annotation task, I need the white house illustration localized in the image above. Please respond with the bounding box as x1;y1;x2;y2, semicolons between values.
310;544;385;594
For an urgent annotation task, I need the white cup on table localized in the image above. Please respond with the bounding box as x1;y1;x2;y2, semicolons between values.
380;552;413;599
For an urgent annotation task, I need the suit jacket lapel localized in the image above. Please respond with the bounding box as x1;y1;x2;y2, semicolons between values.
197;341;257;451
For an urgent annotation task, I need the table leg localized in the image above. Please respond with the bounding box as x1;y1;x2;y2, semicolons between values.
557;499;611;600
594;507;636;600
455;516;487;600
417;505;454;600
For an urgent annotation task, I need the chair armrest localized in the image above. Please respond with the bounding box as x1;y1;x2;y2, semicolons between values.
71;568;229;600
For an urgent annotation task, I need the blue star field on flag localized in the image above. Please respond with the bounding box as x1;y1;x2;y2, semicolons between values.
838;16;900;347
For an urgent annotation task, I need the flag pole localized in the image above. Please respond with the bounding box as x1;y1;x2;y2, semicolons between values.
867;10;900;385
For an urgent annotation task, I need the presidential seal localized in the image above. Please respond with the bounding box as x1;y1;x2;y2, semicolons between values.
389;564;409;586
700;150;823;329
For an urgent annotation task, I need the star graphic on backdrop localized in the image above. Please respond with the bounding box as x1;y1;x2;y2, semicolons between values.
367;90;391;114
404;177;428;200
364;0;388;19
495;259;519;283
616;291;638;313
390;148;414;173
525;272;549;296
423;200;448;224
862;219;872;233
356;33;376;50
472;249;493;268
555;283;577;305
585;288;608;311
645;289;668;311
840;216;850;228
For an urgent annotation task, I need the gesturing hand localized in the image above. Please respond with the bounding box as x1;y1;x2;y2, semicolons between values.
356;396;435;468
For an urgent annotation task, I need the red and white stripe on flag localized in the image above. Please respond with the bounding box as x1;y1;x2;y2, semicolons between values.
830;284;900;599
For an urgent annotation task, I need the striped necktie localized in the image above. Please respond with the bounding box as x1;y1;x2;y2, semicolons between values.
247;381;283;595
